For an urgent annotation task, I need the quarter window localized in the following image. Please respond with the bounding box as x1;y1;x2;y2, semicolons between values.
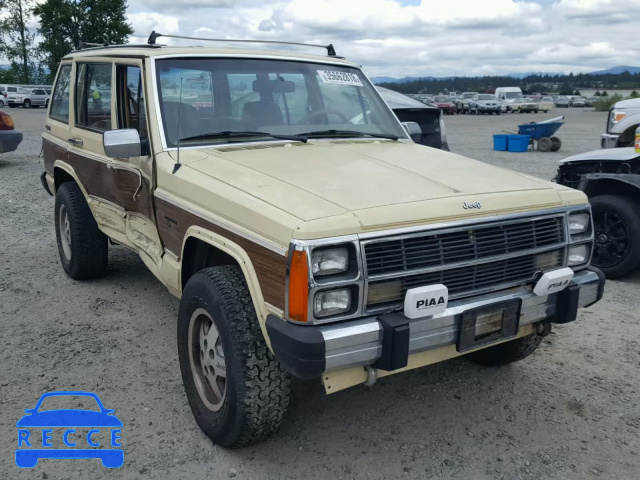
75;63;113;131
116;65;148;141
49;64;72;123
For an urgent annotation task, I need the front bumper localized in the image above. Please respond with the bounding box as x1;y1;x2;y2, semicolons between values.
601;133;619;148
0;130;23;153
267;268;604;379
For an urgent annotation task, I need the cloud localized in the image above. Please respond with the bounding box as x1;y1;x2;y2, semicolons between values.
27;0;640;77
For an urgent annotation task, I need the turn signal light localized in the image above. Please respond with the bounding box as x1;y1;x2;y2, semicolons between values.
288;250;309;322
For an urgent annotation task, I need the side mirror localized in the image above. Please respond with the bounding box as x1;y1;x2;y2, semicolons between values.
402;122;422;143
103;129;141;158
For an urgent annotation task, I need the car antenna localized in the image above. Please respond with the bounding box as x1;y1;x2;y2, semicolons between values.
172;78;183;175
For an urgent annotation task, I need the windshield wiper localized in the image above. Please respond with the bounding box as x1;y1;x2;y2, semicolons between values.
179;131;307;143
298;129;399;141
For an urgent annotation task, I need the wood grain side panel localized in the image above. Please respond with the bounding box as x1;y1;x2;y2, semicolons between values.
155;198;287;309
43;138;67;175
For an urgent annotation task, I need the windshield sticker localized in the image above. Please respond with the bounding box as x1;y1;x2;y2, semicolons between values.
317;70;363;87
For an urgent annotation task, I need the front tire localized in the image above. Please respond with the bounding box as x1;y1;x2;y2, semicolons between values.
590;195;640;278
467;333;542;366
54;182;108;279
178;266;291;447
23;99;31;109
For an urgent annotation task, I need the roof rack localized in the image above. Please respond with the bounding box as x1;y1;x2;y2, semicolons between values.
147;31;338;57
73;42;161;52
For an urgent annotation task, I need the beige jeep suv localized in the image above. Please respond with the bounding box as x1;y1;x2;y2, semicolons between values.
41;34;605;447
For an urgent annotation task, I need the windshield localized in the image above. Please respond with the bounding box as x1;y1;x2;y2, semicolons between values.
18;88;31;94
462;93;477;99
477;94;496;100
155;58;406;147
505;92;521;99
434;96;450;102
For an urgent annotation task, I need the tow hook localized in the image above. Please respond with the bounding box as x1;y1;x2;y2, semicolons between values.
535;322;552;337
364;365;377;387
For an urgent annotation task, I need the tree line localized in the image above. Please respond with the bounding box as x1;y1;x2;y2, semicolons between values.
0;0;132;85
378;71;640;96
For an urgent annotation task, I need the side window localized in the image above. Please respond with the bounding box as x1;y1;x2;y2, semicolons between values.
50;64;72;123
75;63;112;131
116;65;148;141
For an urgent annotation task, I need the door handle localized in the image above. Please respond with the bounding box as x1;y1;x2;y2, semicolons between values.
67;137;83;147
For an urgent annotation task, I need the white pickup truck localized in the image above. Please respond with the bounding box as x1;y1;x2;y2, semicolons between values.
601;97;640;148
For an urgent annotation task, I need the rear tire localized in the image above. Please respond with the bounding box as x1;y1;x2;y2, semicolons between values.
590;195;640;278
550;136;562;152
54;182;108;279
178;266;291;447
467;333;542;366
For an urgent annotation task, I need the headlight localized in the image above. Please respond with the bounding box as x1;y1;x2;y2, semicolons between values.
568;244;589;266
311;247;349;277
313;289;351;318
609;110;626;130
569;213;590;235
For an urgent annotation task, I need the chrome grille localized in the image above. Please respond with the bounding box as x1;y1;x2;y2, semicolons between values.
363;215;568;310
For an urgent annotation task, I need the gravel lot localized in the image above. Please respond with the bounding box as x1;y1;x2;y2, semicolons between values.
1;107;639;480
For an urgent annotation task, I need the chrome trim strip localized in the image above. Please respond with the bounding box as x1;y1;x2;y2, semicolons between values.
153;190;287;256
321;269;600;372
357;205;589;240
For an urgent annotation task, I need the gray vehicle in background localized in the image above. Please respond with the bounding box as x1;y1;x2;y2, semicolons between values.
377;86;449;150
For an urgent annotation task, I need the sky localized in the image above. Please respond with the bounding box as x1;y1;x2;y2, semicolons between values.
7;0;640;78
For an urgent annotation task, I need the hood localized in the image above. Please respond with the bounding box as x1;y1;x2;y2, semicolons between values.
613;98;640;109
182;140;580;237
436;101;454;106
477;100;499;105
559;147;640;164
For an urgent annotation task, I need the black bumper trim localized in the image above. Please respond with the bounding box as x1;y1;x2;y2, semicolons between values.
585;266;606;307
266;315;325;379
372;313;409;371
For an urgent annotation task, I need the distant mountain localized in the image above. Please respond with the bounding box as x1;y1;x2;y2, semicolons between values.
591;65;640;75
371;76;434;84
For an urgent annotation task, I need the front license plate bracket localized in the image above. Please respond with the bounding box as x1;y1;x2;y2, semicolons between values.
456;299;522;353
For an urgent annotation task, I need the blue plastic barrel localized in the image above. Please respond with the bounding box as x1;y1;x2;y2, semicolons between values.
493;134;508;151
507;134;531;152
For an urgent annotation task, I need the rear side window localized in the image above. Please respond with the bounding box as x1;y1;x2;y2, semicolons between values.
76;63;113;131
50;64;72;123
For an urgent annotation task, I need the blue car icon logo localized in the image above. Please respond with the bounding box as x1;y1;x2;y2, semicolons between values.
16;391;123;468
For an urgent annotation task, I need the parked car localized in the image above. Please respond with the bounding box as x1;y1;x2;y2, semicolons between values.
585;96;599;107
514;97;539;113
376;87;449;150
41;38;604;448
433;95;456;115
0;109;23;153
601;97;640;148
571;97;586;108
538;97;555;112
7;87;51;108
456;91;478;114
556;147;640;278
469;94;501;115
555;97;570;108
0;85;20;108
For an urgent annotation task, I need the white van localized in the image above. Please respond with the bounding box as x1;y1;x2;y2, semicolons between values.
495;87;523;111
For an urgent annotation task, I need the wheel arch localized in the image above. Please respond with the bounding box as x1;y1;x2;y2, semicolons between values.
52;161;89;197
584;177;640;204
179;227;271;332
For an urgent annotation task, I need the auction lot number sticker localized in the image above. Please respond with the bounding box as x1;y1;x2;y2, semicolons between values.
317;70;363;86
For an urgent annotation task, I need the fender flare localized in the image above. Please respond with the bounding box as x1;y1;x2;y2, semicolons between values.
581;174;640;196
52;160;90;198
180;226;272;338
